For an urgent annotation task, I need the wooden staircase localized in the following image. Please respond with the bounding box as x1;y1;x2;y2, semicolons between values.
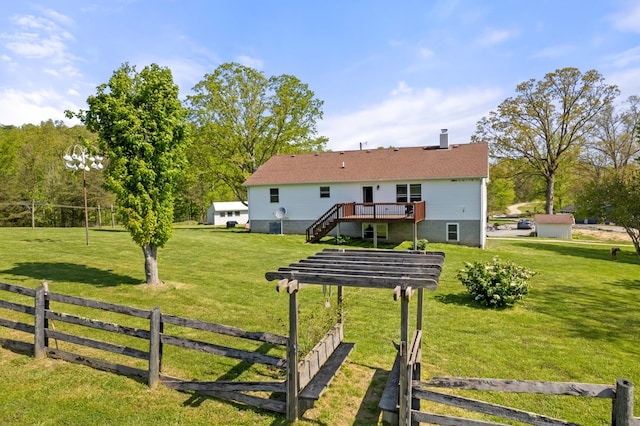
306;204;343;243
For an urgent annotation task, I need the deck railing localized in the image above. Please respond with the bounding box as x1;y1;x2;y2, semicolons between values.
306;201;425;243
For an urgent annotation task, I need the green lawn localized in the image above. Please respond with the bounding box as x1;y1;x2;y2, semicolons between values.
0;226;638;425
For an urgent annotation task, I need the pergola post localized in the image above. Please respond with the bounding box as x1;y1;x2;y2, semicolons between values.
286;286;300;422
399;288;411;426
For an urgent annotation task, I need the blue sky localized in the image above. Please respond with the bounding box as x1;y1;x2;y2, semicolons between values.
1;1;639;151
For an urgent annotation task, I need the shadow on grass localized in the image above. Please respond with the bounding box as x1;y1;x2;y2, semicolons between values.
353;368;387;425
0;262;140;286
510;241;640;265
434;292;506;310
532;278;640;342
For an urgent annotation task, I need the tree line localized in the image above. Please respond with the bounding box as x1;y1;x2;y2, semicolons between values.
0;62;327;229
475;67;640;254
1;64;639;284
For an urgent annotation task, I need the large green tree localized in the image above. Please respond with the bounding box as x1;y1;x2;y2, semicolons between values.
187;62;327;203
577;170;640;255
582;95;640;177
473;68;619;214
67;63;190;285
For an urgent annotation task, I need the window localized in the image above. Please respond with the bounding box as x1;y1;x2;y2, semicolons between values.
320;186;330;198
410;184;422;202
220;212;226;217
446;223;459;241
270;188;279;203
396;184;408;202
396;184;421;202
234;211;240;216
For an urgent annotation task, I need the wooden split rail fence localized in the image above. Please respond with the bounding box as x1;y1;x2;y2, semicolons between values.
0;281;350;416
380;347;638;425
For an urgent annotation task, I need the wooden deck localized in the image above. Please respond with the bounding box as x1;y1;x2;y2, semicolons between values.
306;201;425;243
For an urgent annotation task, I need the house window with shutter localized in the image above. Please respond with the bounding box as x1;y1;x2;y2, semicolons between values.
270;188;279;203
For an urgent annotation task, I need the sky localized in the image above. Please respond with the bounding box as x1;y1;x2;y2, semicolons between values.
1;1;640;152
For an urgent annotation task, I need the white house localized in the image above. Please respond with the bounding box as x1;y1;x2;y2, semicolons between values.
534;214;575;239
206;201;248;226
243;132;489;248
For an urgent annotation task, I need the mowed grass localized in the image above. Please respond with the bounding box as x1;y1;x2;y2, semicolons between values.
0;226;638;425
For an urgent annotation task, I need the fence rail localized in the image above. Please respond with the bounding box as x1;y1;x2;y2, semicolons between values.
0;280;350;418
0;280;291;413
411;377;638;425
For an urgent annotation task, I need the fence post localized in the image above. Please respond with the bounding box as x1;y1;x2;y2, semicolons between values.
148;307;161;388
613;378;634;426
286;288;299;422
34;285;46;358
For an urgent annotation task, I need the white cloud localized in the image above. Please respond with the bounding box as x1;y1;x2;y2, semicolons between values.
476;28;514;46
392;81;413;96
608;3;640;33
235;55;264;70
605;46;640;68
417;47;435;59
2;12;79;68
532;44;574;58
319;83;503;151
41;8;75;27
0;88;80;126
606;67;640;99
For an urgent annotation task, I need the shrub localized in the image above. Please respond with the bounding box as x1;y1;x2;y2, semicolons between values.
335;235;352;245
413;239;428;250
456;256;536;308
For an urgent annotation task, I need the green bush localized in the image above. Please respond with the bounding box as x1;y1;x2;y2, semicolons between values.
457;256;536;308
413;239;428;250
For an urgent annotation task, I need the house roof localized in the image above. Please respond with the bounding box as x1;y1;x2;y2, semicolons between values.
243;143;489;186
534;214;575;225
211;201;248;211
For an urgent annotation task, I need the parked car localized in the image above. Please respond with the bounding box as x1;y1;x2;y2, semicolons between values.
517;218;534;229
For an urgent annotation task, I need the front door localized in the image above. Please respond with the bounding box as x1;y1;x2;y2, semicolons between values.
362;186;373;203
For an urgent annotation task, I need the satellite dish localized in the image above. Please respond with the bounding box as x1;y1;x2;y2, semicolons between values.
274;206;287;219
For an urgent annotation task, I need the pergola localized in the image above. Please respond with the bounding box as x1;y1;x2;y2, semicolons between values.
266;248;445;424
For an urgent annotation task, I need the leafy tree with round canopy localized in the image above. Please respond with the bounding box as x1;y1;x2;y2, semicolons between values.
66;63;190;285
187;62;327;204
577;169;640;255
473;67;619;214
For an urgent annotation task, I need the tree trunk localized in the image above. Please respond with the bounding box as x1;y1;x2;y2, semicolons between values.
142;245;161;285
545;174;555;214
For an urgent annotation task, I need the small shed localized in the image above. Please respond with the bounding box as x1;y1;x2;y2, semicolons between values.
534;214;575;239
206;201;248;226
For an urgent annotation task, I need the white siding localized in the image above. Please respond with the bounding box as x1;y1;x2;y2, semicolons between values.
536;224;572;239
422;179;483;220
248;179;483;222
206;202;248;226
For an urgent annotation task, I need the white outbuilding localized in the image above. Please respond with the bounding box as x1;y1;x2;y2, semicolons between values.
534;214;575;239
206;201;248;226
